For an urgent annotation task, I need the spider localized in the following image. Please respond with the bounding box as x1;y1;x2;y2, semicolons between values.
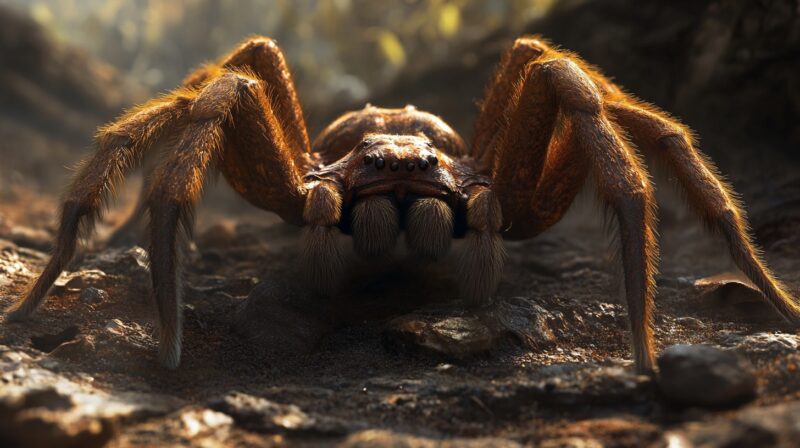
7;36;800;372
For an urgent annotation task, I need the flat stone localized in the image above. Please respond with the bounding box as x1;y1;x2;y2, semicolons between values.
673;401;800;446
52;270;108;294
657;344;756;408
115;406;234;446
692;272;776;321
209;391;354;436
177;407;234;438
384;297;561;358
539;437;604;448
75;246;150;283
79;287;108;305
340;429;521;447
484;365;653;416
676;316;705;329
0;352;181;448
721;332;799;359
48;336;96;362
387;314;495;358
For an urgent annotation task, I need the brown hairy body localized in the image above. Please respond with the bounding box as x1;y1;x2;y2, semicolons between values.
7;36;800;373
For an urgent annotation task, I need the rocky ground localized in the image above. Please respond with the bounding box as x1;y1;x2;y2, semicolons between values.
1;173;799;447
2;0;800;446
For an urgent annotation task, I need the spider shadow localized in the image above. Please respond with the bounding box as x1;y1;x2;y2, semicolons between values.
223;248;511;366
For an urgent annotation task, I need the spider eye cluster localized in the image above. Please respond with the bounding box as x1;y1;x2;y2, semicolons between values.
363;153;437;171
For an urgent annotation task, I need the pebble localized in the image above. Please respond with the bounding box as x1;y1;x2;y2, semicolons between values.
657;344;756;408
675;316;705;329
208;391;356;436
104;319;126;335
340;429;522;447
725;332;799;359
80;287;109;305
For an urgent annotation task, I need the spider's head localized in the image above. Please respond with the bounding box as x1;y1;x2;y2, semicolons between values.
326;133;463;261
345;133;458;204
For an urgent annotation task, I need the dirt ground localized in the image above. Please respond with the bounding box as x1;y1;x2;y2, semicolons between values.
1;160;799;447
1;0;800;446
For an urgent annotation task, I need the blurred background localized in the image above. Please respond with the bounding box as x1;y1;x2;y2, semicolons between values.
0;0;554;110
1;0;799;248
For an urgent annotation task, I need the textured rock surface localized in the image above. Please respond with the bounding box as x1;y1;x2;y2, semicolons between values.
0;346;182;447
657;345;757;408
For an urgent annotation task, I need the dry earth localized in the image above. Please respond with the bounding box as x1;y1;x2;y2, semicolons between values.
1;168;799;447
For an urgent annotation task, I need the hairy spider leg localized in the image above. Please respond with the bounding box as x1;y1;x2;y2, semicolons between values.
608;100;800;324
9;37;315;369
112;37;312;245
7;94;189;320
478;39;659;372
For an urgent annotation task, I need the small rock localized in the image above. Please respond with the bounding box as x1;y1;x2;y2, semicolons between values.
692;272;776;321
79;287;108;305
0;386;113;448
1;350;31;364
209;391;354;436
675;316;705;329
104;319;126;335
386;314;495;358
657;344;756;408
48;336;96;362
676;401;800;446
114;406;233;446
384;297;562;358
485;365;653;416
435;363;454;372
0;359;181;448
178;408;233;438
730;332;798;359
495;298;559;346
539;437;603;448
340;429;521;447
51;270;108;294
76;246;150;282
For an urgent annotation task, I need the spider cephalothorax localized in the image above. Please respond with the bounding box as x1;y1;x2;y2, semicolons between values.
299;108;503;305
7;36;800;373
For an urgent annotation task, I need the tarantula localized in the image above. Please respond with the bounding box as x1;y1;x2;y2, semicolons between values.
7;36;800;372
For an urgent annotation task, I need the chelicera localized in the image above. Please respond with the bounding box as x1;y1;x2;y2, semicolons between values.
8;36;799;372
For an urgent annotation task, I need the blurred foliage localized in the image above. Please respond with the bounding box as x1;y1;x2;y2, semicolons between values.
0;0;554;112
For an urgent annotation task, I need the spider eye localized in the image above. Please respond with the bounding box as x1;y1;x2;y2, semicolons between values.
359;139;374;150
364;154;374;165
426;155;439;166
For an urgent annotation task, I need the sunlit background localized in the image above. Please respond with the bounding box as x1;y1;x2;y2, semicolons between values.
1;0;553;111
1;0;797;218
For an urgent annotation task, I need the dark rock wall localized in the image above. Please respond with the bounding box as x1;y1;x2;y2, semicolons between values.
349;0;800;161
